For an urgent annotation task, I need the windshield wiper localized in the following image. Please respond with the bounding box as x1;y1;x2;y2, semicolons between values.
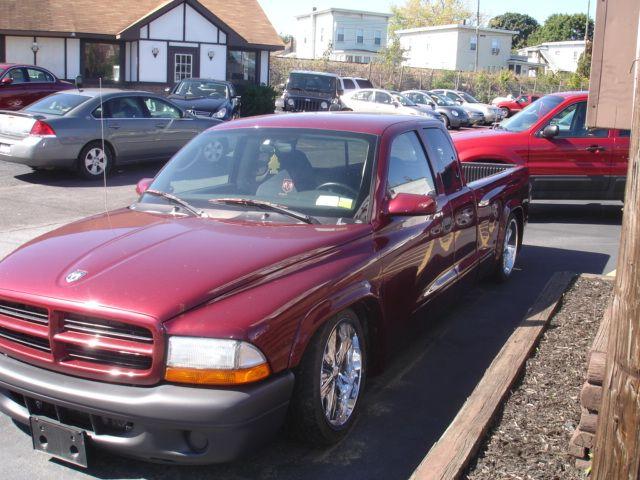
144;189;206;217
209;198;319;224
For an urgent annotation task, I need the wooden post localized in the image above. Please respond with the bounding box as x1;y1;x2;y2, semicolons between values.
591;14;640;479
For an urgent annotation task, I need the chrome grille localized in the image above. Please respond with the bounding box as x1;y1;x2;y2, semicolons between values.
65;345;152;370
63;315;153;343
292;98;322;112
0;326;51;353
0;300;48;325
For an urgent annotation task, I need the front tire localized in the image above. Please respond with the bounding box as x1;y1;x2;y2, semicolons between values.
288;309;366;446
500;107;510;118
494;213;519;282
443;115;451;129
77;141;112;180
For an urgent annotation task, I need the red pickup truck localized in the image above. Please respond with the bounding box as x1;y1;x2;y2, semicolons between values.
0;113;529;466
453;92;630;200
492;94;540;117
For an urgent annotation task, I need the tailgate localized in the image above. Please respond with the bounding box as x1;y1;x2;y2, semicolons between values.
0;111;39;140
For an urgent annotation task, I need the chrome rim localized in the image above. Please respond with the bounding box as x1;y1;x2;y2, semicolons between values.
502;218;518;276
84;147;106;175
501;107;509;117
203;140;224;162
320;320;363;427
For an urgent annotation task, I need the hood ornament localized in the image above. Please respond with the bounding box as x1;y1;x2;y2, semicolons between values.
65;270;87;283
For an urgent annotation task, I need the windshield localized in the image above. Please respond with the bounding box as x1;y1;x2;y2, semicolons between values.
459;92;479;103
356;79;373;88
391;93;416;106
25;93;89;116
430;93;455;106
141;128;377;224
174;80;228;99
500;95;565;132
288;73;336;93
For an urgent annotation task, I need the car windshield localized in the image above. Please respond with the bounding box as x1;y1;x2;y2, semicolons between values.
459;92;479;103
356;79;373;88
391;93;416;106
24;93;89;116
430;93;456;106
500;95;565;132
288;73;336;93
174;80;228;99
141;128;377;224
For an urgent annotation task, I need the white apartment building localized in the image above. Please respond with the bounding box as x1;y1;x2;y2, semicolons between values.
517;40;586;73
396;24;517;72
293;8;391;63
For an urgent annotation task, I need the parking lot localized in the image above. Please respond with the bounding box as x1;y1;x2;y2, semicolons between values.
0;159;621;480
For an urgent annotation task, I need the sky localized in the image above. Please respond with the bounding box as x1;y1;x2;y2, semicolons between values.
257;0;597;36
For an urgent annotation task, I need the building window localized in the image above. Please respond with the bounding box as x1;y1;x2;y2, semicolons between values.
174;54;193;82
354;55;362;63
83;42;121;81
515;64;522;74
357;29;364;44
363;56;370;63
320;28;324;42
374;30;381;46
470;36;477;51
227;49;257;85
573;51;579;60
337;27;344;42
346;55;354;62
491;39;500;55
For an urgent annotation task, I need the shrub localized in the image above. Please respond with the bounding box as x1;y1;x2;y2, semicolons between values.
240;84;278;117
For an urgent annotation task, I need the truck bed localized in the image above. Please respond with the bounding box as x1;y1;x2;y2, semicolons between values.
461;162;516;184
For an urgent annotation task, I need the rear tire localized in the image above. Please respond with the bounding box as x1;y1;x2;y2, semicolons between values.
494;213;519;283
77;141;112;180
288;308;367;446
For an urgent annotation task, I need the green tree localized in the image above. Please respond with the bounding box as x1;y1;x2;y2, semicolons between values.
374;37;409;67
576;40;592;78
528;13;594;45
389;0;473;34
489;12;539;49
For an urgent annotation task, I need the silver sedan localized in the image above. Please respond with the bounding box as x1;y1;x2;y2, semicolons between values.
0;89;222;179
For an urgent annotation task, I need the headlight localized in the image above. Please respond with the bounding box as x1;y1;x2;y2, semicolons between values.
165;337;271;385
287;98;295;106
451;110;459;117
320;101;329;109
213;107;227;119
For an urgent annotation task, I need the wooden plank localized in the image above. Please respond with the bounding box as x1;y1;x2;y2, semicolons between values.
410;271;575;480
581;383;603;412
591;304;612;354
580;408;599;434
587;351;607;386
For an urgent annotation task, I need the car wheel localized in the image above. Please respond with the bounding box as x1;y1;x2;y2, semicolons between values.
500;107;510;118
77;141;112;180
443;116;451;129
288;308;366;446
494;213;519;283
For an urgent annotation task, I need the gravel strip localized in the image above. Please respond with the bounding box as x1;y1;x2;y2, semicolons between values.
464;276;614;480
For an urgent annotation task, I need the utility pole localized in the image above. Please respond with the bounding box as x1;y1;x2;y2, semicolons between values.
585;0;591;42
474;0;480;72
591;11;640;480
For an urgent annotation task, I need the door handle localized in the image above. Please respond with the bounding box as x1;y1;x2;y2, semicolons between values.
155;123;167;128
585;145;605;153
107;123;120;130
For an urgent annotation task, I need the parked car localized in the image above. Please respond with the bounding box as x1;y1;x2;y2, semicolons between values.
0;112;530;466
492;94;540;118
165;78;240;120
0;89;222;179
452;91;630;200
0;63;74;110
402;90;471;129
431;89;505;124
340;77;374;92
275;70;342;112
340;88;442;121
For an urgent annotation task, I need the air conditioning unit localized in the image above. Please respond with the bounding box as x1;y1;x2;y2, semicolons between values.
492;48;500;55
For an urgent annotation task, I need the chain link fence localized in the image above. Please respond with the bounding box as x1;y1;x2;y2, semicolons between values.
270;57;588;103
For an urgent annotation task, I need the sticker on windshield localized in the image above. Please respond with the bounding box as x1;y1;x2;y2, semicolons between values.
282;178;294;194
268;153;280;174
316;195;354;209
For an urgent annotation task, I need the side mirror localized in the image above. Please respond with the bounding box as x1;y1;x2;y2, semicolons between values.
74;75;83;89
1;77;12;85
135;178;153;196
541;124;560;139
337;88;344;96
456;100;463;105
386;193;437;216
164;87;171;93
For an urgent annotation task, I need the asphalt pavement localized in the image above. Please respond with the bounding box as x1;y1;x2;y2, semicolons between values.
0;160;622;480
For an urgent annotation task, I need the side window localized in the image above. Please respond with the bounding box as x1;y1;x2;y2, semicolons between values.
445;92;459;101
143;97;182;118
387;132;436;196
548;102;608;138
422;128;462;193
375;92;392;104
6;68;27;84
26;68;53;82
342;79;355;90
619;130;631;137
104;97;147;119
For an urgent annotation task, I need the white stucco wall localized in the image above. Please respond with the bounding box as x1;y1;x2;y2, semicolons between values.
185;4;219;43
148;3;183;41
5;36;34;65
138;40;166;82
199;44;226;79
543;43;585;73
400;30;459;70
35;37;65;77
131;41;138;82
456;31;513;71
260;50;269;84
66;38;80;80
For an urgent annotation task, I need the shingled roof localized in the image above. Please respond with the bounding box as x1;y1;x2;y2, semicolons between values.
0;0;283;48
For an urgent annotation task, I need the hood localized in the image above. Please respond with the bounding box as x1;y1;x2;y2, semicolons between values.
437;106;467;117
168;96;227;111
0;209;371;321
407;105;438;118
451;126;515;144
285;89;334;100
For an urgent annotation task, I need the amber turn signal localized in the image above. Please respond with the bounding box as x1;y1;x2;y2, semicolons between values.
165;363;271;386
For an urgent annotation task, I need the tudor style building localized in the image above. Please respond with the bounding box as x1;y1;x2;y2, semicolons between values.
0;0;283;88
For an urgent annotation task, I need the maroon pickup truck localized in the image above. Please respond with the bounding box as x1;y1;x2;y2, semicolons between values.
453;91;630;200
0;113;529;466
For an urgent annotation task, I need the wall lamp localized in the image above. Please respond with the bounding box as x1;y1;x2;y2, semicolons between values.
152;47;160;58
207;49;215;60
31;42;39;53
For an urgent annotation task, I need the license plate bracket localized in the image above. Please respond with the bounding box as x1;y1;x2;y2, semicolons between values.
30;416;88;468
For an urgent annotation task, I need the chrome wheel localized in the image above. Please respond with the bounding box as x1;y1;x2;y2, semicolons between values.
320;320;363;427
84;147;106;176
502;218;518;276
203;140;224;162
500;107;510;118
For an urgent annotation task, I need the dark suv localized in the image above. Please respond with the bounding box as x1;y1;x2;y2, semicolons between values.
0;64;73;110
275;70;342;112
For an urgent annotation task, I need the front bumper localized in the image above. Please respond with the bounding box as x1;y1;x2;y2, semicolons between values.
0;353;294;465
0;135;76;168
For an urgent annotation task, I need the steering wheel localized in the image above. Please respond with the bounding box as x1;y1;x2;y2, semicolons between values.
316;182;359;198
